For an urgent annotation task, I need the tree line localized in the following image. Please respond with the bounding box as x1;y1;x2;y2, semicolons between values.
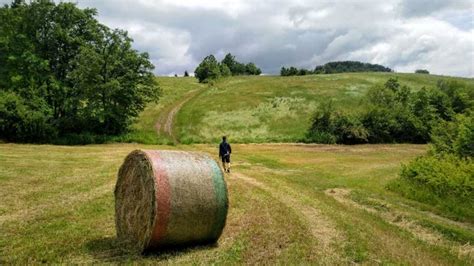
0;0;160;143
281;61;393;76
195;53;261;83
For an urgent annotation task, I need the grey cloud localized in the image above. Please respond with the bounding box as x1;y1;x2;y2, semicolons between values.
398;0;472;17
0;0;472;77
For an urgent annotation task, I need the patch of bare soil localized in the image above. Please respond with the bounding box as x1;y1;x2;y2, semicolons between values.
154;89;202;143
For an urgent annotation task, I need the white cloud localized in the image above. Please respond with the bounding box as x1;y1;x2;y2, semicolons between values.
348;17;474;77
1;0;472;76
124;22;195;74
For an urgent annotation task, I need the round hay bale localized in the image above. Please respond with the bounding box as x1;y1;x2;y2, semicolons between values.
114;149;228;251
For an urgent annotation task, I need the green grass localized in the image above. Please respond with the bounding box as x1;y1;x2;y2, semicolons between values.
2;73;473;264
172;73;473;143
1;143;473;264
117;77;203;144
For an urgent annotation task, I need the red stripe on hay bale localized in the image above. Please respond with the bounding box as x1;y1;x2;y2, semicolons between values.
146;151;171;248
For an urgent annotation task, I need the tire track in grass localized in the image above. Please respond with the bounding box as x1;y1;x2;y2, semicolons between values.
154;88;204;144
231;172;346;264
325;188;474;262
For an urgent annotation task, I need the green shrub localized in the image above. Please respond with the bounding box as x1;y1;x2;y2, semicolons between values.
0;91;57;142
360;107;396;143
431;113;474;158
307;77;472;145
390;112;474;221
306;102;368;144
400;155;473;200
454;114;474;158
332;113;368;144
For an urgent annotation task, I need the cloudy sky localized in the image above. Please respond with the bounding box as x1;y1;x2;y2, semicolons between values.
3;0;473;77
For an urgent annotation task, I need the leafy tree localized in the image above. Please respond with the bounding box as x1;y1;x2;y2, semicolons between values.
361;107;397;143
455;114;474;158
0;90;56;142
288;67;298;76
314;61;392;74
307;101;368;144
298;68;309;75
219;63;232;77
437;80;473;114
221;53;237;73
395;85;411;105
366;85;395;107
194;55;221;83
245;62;261;75
0;1;160;142
415;69;430;74
432;113;474;158
232;62;246;75
430;119;459;155
184;70;189;77
70;28;159;135
195;53;261;82
220;53;260;76
280;66;313;76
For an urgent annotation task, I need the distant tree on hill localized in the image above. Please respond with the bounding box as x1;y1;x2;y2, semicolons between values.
222;53;237;73
314;61;392;74
298;68;310;75
195;53;261;82
415;69;430;74
232;62;246;75
245;63;262;75
194;55;221;83
220;53;261;76
280;66;309;76
220;63;232;77
184;70;189;77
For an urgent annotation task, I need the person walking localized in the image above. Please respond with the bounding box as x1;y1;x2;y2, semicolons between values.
219;136;232;173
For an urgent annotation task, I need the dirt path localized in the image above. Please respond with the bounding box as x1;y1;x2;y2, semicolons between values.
154;89;203;143
231;172;345;264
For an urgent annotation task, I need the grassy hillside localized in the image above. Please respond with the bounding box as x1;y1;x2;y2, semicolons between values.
169;73;473;143
118;77;205;144
1;143;473;264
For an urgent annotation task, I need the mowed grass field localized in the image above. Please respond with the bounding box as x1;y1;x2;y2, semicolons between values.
1;143;473;264
1;73;473;264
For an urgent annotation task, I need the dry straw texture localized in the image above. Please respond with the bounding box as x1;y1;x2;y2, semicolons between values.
115;150;228;252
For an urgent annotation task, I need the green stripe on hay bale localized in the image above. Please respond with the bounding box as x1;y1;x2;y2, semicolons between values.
115;149;228;252
208;158;229;240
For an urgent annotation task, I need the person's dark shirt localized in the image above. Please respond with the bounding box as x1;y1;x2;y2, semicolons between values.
219;141;232;157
